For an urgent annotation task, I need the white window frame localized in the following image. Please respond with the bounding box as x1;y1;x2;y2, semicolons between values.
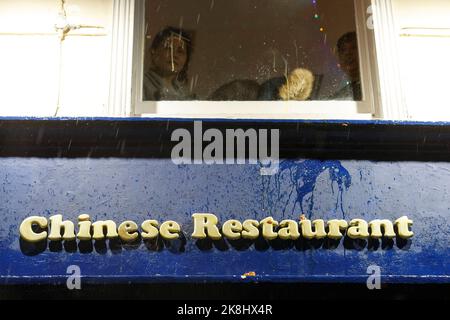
110;0;403;120
371;0;408;120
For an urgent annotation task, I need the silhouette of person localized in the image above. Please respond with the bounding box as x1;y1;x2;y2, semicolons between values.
330;32;362;100
143;27;195;101
209;80;261;101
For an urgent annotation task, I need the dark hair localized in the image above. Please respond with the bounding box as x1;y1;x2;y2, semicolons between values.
210;80;261;101
337;31;357;54
150;26;193;84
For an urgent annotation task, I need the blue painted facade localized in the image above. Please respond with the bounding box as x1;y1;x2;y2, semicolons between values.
0;119;449;284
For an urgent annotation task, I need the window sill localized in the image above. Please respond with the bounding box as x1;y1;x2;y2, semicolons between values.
136;101;374;120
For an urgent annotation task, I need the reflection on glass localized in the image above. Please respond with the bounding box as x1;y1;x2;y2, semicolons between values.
143;0;362;101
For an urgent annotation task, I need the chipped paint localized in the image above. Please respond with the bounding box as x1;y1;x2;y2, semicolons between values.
0;157;449;284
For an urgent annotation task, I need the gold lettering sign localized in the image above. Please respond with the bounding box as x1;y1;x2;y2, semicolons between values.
19;214;414;243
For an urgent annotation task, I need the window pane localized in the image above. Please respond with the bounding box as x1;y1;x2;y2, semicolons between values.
143;0;362;102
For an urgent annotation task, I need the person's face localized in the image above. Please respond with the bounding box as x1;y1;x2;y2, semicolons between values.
338;38;360;81
151;35;188;77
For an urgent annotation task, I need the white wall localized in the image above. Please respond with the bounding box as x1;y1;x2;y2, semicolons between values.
0;0;113;117
393;0;450;121
1;0;450;120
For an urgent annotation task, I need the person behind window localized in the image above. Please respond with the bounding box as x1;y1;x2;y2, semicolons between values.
209;79;261;101
330;31;362;101
278;68;315;101
143;27;195;101
258;68;315;101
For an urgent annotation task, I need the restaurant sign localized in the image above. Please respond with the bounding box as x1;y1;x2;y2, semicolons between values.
0;119;449;284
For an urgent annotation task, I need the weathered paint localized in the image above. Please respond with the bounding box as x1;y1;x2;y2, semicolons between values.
0;119;449;284
0;158;449;284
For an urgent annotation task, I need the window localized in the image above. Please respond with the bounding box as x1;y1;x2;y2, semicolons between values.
132;0;379;119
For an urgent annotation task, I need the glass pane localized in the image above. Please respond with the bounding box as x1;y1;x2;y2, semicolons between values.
143;0;362;101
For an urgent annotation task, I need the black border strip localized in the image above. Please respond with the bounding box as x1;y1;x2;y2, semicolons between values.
1;120;450;161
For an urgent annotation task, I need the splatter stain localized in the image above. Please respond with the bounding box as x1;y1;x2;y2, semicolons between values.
263;160;351;219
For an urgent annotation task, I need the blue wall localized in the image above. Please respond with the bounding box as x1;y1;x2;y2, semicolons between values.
1;158;448;284
0;119;449;284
